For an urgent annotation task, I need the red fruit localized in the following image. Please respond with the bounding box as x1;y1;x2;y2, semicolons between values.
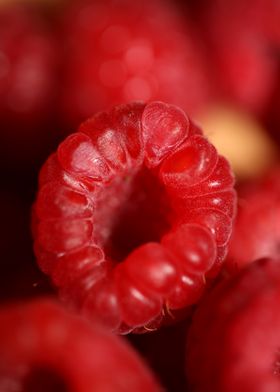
186;258;280;392
0;298;161;392
33;101;236;333
193;0;278;114
227;168;280;271
0;5;57;169
230;0;280;46
59;0;209;130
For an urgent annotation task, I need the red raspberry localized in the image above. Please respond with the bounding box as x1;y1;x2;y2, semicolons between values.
33;101;236;333
59;0;209;130
186;258;280;391
227;168;280;271
0;5;58;169
0;298;161;392
231;0;280;46
192;0;278;114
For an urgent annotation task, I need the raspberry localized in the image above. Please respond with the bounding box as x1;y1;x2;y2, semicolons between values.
0;298;161;392
59;0;209;130
186;258;280;391
227;168;280;271
0;4;58;169
33;101;236;333
192;0;278;114
226;0;280;46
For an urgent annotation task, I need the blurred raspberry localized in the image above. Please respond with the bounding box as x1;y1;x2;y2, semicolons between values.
187;258;280;391
190;0;279;115
0;298;162;392
227;167;280;271
0;4;59;170
58;0;209;131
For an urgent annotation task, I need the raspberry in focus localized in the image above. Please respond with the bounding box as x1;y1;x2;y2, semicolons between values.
33;101;236;333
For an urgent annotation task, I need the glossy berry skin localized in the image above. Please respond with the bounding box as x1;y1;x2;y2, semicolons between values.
186;258;280;392
0;298;162;392
227;168;280;271
33;101;236;333
59;0;209;130
0;5;58;169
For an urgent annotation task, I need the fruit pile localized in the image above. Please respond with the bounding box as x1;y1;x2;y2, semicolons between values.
1;0;280;391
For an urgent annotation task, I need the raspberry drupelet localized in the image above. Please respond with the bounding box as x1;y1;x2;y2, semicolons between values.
33;101;236;333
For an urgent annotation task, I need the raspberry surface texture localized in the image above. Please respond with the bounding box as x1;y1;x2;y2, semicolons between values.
0;298;162;392
59;0;209;129
33;101;236;333
186;258;280;392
